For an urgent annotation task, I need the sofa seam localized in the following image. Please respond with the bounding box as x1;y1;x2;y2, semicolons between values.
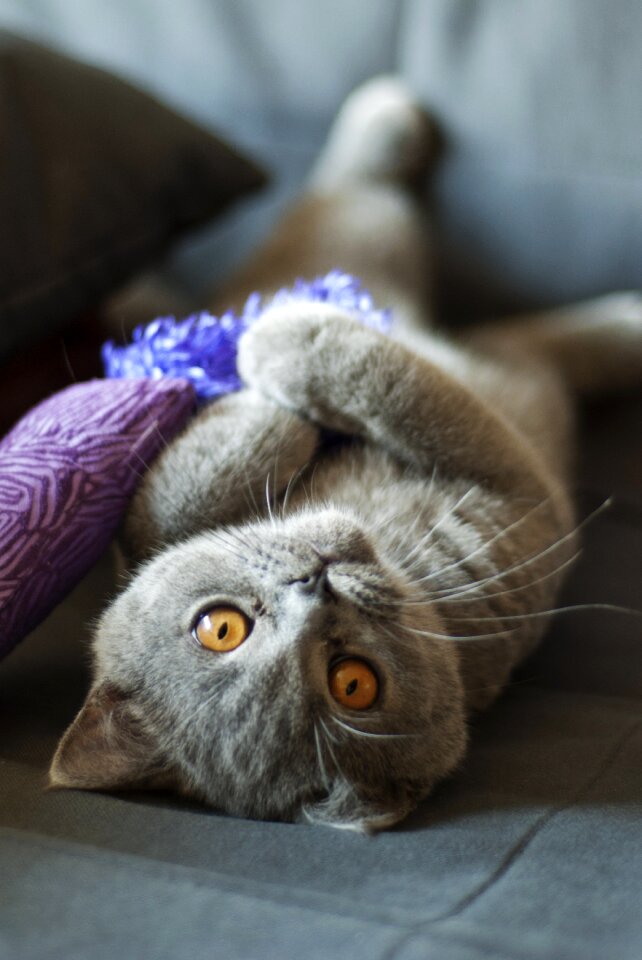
381;717;642;959
438;717;642;920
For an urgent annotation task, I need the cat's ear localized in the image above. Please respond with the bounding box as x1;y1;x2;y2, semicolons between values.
49;682;172;792
302;779;415;834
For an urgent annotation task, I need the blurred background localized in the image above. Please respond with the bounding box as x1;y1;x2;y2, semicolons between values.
0;0;640;450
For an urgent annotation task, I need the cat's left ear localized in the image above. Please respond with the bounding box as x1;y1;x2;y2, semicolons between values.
49;682;172;792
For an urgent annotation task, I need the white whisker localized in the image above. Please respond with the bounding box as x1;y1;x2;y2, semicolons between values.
242;476;262;522
425;486;476;543
431;499;612;604
190;681;227;720
318;717;347;783
313;722;331;791
419;497;550;588
395;623;515;643
444;602;642;624
264;471;276;527
435;549;581;607
329;714;418;740
205;528;253;563
280;461;309;517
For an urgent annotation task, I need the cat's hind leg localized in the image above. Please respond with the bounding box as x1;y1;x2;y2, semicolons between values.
466;292;642;397
212;77;437;332
309;75;437;190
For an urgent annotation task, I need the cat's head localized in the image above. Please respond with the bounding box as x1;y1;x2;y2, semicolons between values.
50;506;467;832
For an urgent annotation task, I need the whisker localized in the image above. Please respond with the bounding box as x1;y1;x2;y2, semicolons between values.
189;681;227;720
307;461;321;504
426;462;439;503
204;526;259;564
264;472;276;526
122;421;166;479
280;461;309;517
242;475;262;522
318;717;347;783
418;497;551;588
376;484;470;569
60;338;79;384
319;716;340;747
443;602;642;624
329;715;419;740
313;722;331;792
424;486;476;545
397;513;445;570
437;549;581;606
430;498;612;603
377;549;582;610
402;497;607;601
271;443;282;519
394;623;515;643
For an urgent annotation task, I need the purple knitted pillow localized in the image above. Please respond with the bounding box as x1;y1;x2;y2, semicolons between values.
0;378;195;659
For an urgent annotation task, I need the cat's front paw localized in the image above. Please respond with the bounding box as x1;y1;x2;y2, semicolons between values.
237;303;370;432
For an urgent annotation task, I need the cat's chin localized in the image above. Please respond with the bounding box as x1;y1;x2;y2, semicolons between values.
299;780;420;834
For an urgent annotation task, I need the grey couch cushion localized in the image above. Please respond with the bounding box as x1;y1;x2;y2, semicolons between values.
401;0;642;317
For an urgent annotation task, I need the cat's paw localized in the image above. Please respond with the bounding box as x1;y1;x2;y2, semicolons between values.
590;291;642;353
591;290;642;324
311;76;436;188
237;303;372;432
562;290;642;392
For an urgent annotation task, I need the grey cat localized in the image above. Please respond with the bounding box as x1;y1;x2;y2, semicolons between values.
50;79;642;831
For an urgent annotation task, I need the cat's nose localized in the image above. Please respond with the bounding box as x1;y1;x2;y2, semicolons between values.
292;560;334;599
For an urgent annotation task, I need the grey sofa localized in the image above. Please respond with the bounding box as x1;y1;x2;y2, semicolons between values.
1;3;641;959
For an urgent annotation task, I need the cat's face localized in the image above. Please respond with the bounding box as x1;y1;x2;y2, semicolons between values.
51;506;467;831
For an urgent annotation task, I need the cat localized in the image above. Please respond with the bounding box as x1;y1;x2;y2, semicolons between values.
49;78;642;832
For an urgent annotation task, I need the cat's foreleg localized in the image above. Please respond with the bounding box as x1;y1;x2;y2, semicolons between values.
237;305;563;507
123;390;319;563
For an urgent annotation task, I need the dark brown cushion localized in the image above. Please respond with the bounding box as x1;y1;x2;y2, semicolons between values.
0;33;266;358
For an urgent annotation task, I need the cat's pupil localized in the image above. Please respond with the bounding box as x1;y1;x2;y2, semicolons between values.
346;679;358;696
218;622;229;640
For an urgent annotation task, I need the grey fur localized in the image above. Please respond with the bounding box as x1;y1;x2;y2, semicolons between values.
50;78;642;832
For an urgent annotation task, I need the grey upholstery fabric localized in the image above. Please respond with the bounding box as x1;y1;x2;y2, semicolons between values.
402;0;642;317
0;2;640;958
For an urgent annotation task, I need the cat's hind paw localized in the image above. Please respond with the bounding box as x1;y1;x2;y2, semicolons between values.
311;76;436;189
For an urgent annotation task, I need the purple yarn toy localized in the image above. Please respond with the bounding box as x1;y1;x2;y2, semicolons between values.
102;271;392;403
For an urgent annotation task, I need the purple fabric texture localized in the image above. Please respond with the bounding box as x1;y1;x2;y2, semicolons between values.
0;378;195;659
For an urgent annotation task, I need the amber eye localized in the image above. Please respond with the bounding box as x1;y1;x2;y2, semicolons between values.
193;607;251;652
329;658;379;710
